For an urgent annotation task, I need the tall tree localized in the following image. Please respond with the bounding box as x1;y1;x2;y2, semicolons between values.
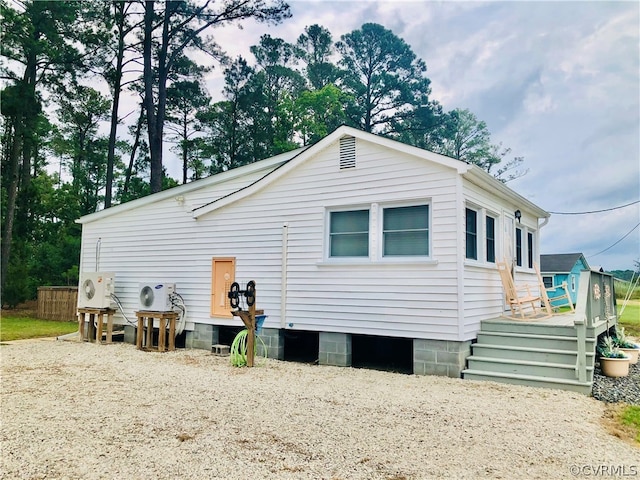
51;86;111;214
336;23;434;134
437;109;527;182
142;0;291;194
296;24;339;89
166;78;211;184
100;1;143;208
0;0;85;298
198;57;255;172
249;34;305;154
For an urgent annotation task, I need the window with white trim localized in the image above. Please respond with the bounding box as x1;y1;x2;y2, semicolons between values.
329;209;369;257
515;227;523;266
527;232;534;268
383;204;429;256
486;215;496;263
465;208;478;260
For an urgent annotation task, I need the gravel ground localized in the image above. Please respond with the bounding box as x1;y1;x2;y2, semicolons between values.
592;360;640;404
1;338;638;480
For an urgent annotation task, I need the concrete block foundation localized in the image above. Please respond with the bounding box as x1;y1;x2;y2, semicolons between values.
258;328;284;360
413;339;472;378
319;332;352;367
124;325;136;345
185;324;219;350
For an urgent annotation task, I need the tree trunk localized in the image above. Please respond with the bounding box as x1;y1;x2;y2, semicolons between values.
143;0;161;194
0;118;22;299
105;1;126;208
123;106;145;196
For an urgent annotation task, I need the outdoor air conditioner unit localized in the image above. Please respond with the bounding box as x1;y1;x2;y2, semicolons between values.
139;282;176;312
78;272;115;309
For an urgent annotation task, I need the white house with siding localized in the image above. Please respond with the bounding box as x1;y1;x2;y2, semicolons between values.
77;126;549;377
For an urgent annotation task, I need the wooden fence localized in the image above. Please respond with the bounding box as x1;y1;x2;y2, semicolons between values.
37;287;78;321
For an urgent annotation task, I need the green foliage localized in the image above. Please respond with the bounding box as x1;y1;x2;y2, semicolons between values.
2;6;527;306
620;406;640;444
618;303;640;337
597;335;627;359
614;278;640;300
0;316;78;342
337;23;433;135
612;327;638;349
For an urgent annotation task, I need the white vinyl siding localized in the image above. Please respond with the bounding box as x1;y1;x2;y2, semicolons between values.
79;132;543;343
79;138;462;340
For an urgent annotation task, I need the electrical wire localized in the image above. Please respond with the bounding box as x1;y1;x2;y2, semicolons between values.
547;200;639;215
111;293;136;325
589;222;640;258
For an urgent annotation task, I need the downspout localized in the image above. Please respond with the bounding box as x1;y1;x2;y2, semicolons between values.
281;223;288;328
455;175;466;341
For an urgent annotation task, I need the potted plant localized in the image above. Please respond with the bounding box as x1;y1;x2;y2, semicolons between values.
613;327;640;365
597;336;630;377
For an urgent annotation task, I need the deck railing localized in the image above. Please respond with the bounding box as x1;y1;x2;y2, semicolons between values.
573;270;617;382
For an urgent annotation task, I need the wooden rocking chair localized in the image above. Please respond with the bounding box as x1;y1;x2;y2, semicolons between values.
533;262;575;314
496;260;552;320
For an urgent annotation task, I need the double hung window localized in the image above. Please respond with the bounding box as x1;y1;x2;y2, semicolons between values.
383;205;429;257
329;210;369;257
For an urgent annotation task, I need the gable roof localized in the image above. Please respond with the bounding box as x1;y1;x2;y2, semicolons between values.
76;147;305;225
77;125;549;224
190;126;549;220
540;253;590;273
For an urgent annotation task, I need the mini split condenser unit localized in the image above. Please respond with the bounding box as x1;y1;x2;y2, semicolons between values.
78;272;115;309
139;283;176;312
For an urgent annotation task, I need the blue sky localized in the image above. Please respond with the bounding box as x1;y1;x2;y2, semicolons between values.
200;0;639;271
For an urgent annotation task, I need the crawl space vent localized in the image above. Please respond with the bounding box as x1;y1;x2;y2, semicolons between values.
339;136;356;169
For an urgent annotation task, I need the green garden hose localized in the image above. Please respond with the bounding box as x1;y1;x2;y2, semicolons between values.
230;329;267;367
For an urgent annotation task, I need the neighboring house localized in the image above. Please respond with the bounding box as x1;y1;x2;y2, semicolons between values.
76;126;549;377
540;253;590;306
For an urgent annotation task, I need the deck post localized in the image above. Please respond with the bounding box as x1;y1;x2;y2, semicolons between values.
574;318;587;383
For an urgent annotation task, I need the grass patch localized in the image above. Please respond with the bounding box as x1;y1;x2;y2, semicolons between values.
0;316;77;342
620;406;640;444
618;300;640;338
603;404;640;446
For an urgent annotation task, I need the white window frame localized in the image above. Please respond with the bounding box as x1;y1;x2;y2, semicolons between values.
326;206;371;260
377;200;431;261
485;213;497;264
464;203;499;266
465;206;479;261
512;224;538;271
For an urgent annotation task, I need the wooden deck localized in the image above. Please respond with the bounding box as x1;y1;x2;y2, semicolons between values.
463;270;618;395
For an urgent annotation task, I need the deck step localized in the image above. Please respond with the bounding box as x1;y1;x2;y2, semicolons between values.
480;320;577;337
462;369;593;395
476;331;595;351
471;344;595;366
467;356;594;381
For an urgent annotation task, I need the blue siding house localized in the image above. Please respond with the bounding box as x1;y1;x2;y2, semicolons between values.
540;253;590;306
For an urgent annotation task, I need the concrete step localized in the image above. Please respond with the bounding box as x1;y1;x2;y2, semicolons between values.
476;331;595;351
471;343;595;366
462;369;593;395
466;356;594;381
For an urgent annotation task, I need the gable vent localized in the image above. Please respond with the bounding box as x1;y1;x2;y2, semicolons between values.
339;136;356;169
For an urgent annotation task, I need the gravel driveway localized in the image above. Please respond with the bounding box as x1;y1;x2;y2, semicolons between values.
1;338;638;480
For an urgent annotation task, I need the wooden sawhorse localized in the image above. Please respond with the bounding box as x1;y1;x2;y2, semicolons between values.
77;308;115;344
135;311;178;352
